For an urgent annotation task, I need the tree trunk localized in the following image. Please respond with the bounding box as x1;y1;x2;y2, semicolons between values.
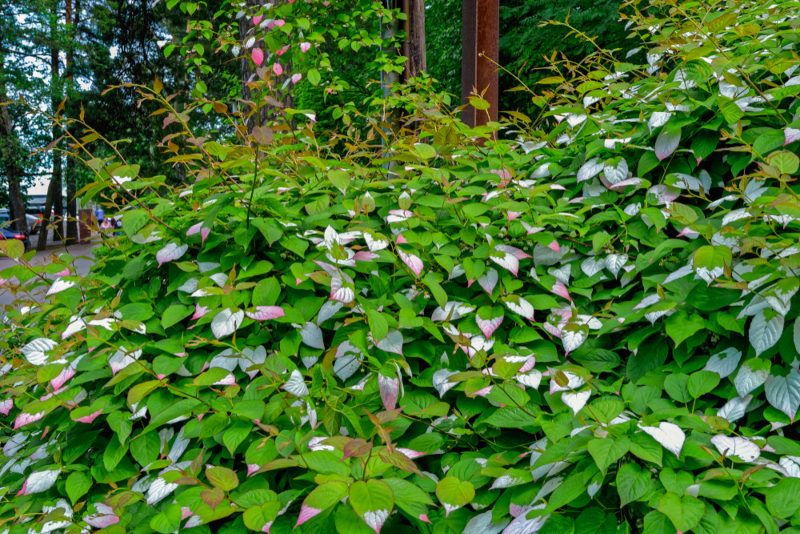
402;0;426;80
0;76;28;235
64;0;80;243
39;6;62;251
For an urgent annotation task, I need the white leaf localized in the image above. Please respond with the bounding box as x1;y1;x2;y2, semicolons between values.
561;327;587;353
333;341;362;381
46;279;75;296
710;435;760;462
397;250;424;277
376;330;404;355
793;317;800;354
577;158;603;182
655;128;681;160
704;347;742;378
504;296;534;320
515;370;542;389
717;395;751;422
431;302;475;322
145;476;178;505
603;159;628;184
432;369;457;397
246;306;285;321
734;363;770;397
211;309;244;339
765;369;800;420
605;254;627;278
463;511;509;534
300;322;325;349
780;456;800;478
663;264;693;284
478;269;499;295
490;252;519;276
156;242;188;266
21;469;61;494
581;257;605;277
639;422;685;458
283;369;309;397
749;310;783;355
562;390;591;415
378;373;400;410
21;338;57;366
364;232;389;252
648;111;672;129
503;513;548;534
317;301;342;324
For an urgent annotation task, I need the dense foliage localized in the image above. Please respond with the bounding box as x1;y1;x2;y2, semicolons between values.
2;0;800;533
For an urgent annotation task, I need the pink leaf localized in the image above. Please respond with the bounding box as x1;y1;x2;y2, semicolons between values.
300;42;311;53
251;48;264;67
272;62;283;76
0;398;12;415
276;45;289;56
353;250;377;262
476;315;504;338
252;15;263;25
247;464;260;476
13;411;44;429
192;304;208;321
507;211;521;221
397;448;426;459
478;269;498;295
397;250;423;277
291;73;302;84
201;227;210;243
495;244;530;260
548;240;561;253
296;505;322;527
551;280;571;301
76;409;103;424
186;222;202;237
396;233;407;244
50;367;75;390
378;374;399;410
246;306;285;321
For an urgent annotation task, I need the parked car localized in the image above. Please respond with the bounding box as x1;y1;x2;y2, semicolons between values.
0;208;40;235
0;227;31;251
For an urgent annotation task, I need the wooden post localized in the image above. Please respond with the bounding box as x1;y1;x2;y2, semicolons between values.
461;0;499;126
402;0;427;80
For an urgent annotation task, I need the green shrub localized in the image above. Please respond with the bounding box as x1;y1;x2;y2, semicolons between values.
2;0;800;532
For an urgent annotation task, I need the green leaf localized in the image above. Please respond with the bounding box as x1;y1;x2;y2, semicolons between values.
766;150;800;174
384;478;433;520
206;466;239;491
367;309;389;342
150;504;182;533
222;420;251;455
548;471;588;511
616;462;651;506
687;370;720;398
657;492;705;532
765;477;800;518
350;480;395;530
66;471;92;504
130;432;161;467
587;437;629;474
329;169;350;193
435;476;475;510
243;502;282;532
0;239;23;260
161;304;193;329
664;373;691;403
103;435;128;471
413;143;436;160
665;311;706;347
307;68;321;86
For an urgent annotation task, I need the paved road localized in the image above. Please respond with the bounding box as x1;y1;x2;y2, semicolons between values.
0;241;96;312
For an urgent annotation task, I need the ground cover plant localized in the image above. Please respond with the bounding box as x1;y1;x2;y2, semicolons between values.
2;0;800;532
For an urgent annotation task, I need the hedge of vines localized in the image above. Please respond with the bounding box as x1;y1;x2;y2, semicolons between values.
2;0;800;532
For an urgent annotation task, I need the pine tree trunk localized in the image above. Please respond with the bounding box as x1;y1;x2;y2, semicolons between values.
64;0;81;243
39;7;62;251
0;74;28;235
402;0;426;80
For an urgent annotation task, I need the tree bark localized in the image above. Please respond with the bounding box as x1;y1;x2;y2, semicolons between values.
64;0;80;243
402;0;426;80
0;55;28;235
39;6;62;251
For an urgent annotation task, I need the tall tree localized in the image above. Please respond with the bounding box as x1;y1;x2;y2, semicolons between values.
38;3;63;250
402;0;426;80
64;0;80;243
